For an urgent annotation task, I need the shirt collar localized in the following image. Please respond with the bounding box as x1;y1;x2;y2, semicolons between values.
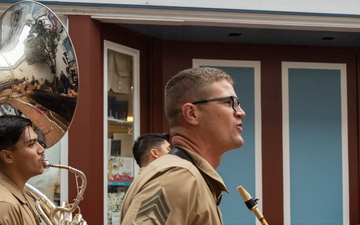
0;171;27;204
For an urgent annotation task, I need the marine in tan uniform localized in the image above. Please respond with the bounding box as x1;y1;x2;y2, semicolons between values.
132;133;171;174
120;67;246;224
0;172;40;225
0;115;46;225
121;147;228;224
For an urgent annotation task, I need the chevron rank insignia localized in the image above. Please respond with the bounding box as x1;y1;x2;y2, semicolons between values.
135;188;170;225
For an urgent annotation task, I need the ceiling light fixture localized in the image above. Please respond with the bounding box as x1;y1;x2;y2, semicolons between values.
322;36;335;40
228;32;242;37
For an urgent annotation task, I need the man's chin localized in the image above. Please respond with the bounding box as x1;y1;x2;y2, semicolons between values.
36;168;45;175
236;137;244;147
229;142;244;151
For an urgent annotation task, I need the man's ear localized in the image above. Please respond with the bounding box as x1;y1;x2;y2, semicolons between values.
150;149;159;158
182;103;199;125
0;150;13;163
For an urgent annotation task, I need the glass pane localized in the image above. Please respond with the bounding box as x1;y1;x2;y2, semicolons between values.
106;48;135;225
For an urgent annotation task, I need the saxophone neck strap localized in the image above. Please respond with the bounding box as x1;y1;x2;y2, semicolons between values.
168;147;195;165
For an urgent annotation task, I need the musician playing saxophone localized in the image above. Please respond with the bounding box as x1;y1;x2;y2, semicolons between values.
120;67;246;224
0;115;46;225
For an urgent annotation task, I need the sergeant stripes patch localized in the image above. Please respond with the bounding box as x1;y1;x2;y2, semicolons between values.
136;188;170;225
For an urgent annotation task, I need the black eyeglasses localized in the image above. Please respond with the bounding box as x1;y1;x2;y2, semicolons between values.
192;96;241;112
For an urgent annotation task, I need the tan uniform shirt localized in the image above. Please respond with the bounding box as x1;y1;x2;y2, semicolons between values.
0;172;40;225
120;147;229;225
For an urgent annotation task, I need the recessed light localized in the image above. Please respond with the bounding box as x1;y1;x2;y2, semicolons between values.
322;36;335;40
228;32;242;37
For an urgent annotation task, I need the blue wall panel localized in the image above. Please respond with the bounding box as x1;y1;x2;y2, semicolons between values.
216;66;257;225
288;68;343;225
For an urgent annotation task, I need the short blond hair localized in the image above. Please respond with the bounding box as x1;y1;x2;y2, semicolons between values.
164;67;233;126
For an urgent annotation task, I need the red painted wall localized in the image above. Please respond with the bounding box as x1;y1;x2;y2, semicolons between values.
68;15;103;224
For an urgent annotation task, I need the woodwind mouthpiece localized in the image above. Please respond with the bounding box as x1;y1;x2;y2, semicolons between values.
237;186;258;210
237;185;269;225
43;160;51;168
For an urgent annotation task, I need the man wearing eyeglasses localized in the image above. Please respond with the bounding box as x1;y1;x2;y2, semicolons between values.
120;67;246;225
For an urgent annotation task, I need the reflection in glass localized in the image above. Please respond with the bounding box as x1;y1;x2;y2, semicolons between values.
0;1;79;148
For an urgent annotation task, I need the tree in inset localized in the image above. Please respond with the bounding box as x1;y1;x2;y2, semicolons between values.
24;19;59;91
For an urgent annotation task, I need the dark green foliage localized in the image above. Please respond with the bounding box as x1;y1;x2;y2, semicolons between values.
24;19;58;73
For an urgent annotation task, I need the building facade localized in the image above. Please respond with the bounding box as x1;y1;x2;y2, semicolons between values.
1;0;359;224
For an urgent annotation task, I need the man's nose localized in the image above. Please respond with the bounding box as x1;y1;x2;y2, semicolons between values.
236;107;246;118
37;142;45;153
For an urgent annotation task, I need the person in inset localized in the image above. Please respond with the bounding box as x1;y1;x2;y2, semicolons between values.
60;70;70;94
0;115;46;225
132;133;171;173
67;85;78;97
120;67;246;224
30;75;35;86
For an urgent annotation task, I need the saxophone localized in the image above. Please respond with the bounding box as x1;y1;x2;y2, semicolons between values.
25;161;87;225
